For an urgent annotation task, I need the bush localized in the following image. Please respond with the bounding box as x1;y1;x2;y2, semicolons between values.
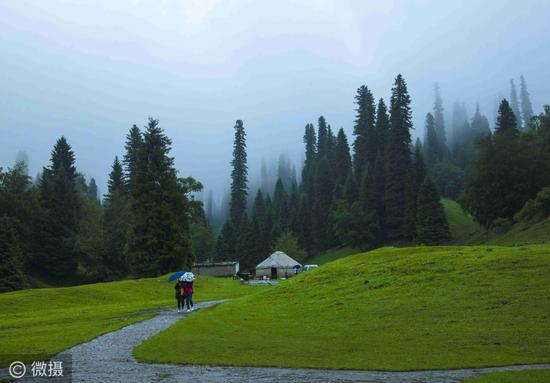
515;186;550;223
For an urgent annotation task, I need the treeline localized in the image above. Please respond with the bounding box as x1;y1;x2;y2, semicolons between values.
461;102;550;228
0;118;209;291
414;75;550;230
216;75;452;270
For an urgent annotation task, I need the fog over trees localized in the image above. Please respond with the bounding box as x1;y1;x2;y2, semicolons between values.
1;1;550;290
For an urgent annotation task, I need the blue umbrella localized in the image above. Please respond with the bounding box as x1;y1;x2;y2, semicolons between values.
168;271;185;282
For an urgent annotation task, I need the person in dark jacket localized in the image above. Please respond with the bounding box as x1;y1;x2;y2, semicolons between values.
174;281;184;312
182;280;194;312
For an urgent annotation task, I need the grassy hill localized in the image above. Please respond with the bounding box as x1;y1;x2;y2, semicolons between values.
0;276;253;368
305;198;479;266
135;244;550;371
306;246;358;265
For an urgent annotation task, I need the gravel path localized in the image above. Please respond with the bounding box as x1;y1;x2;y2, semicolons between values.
3;300;549;382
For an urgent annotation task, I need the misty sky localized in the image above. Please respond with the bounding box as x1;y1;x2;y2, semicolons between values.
1;0;549;201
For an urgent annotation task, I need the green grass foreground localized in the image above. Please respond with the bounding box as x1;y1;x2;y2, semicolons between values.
135;245;550;371
461;369;550;382
0;276;252;367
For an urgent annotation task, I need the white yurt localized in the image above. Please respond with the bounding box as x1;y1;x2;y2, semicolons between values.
255;251;302;279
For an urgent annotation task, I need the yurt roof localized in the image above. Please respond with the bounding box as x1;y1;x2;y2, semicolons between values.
256;251;301;269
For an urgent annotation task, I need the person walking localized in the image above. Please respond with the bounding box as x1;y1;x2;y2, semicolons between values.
174;280;184;313
182;279;194;312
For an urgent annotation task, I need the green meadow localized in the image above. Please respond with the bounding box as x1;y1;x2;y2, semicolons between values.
0;276;252;367
135;245;550;371
461;369;550;383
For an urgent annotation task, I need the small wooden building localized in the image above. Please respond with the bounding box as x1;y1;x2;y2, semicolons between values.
255;251;302;279
192;261;239;277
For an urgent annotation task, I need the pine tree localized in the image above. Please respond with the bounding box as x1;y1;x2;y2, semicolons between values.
106;156;126;197
311;157;333;251
0;217;26;291
451;101;468;148
288;179;300;234
416;176;451;244
317;116;329;158
299;123;317;254
433;83;447;156
375;98;389;153
355;167;381;249
353;85;376;179
229;120;248;229
519;75;534;129
403;146;426;240
216;221;236;261
510;79;521;128
333;128;352;190
76;195;105;280
126;118;193;276
87;177;99;201
277;153;292;191
247;189;271;268
272;178;289;230
385;74;413;240
103;157;130;276
424;113;439;168
123;125;143;193
302;123;317;194
495;99;519;138
38;136;81;277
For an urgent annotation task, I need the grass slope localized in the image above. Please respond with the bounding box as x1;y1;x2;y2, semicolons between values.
305;198;478;267
462;369;550;383
135;245;550;371
0;276;252;367
441;198;480;243
306;246;358;265
472;217;550;246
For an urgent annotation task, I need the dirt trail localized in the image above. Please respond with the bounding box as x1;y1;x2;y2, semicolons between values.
3;300;549;382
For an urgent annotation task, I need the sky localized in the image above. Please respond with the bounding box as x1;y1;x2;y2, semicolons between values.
1;0;549;201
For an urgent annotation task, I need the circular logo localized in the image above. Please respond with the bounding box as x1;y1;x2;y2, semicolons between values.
9;361;26;379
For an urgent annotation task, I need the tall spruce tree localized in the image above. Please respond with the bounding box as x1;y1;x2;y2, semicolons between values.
433;83;447;156
356;167;381;249
424;112;439;168
123;125;143;193
373;98;389;238
272;178;289;230
86;178;99;201
385;74;413;240
333;128;352;192
311;157;333;251
509;79;521;128
0;216;26;291
403;146;426;240
317;116;329;159
519;75;534;130
126;118;193;276
416;176;451;244
375;98;389;153
103;156;129;276
229;120;248;229
353;85;376;179
495;99;519;138
301;123;317;196
38;137;81;277
216;221;236;261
